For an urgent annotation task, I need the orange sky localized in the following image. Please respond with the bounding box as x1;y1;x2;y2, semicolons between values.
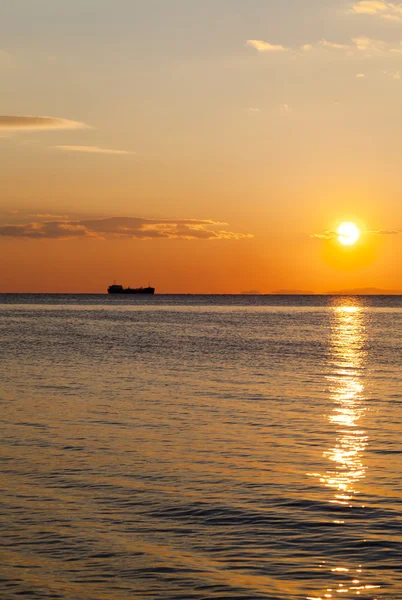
1;1;402;293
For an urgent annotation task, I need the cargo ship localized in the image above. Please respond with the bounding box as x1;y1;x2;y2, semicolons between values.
107;284;155;295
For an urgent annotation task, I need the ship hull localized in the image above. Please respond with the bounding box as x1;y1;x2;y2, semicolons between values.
108;285;155;295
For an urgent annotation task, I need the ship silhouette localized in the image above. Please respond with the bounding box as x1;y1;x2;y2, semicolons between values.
108;284;155;295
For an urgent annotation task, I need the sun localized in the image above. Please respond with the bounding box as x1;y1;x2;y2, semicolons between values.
337;222;361;246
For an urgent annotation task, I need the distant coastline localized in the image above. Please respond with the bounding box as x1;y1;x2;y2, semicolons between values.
325;287;402;296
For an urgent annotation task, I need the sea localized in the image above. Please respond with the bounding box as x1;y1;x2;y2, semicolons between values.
1;294;402;600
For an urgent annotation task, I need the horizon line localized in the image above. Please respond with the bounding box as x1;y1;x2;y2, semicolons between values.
1;292;402;296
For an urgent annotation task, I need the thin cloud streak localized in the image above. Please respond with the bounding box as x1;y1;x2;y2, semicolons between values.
367;229;402;234
0;115;89;131
54;145;133;155
350;1;402;22
246;36;402;56
320;39;349;50
384;69;401;78
28;213;70;220
311;231;337;240
246;40;288;52
312;228;402;239
0;216;253;241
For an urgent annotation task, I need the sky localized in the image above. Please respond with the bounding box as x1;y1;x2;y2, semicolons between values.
1;0;402;293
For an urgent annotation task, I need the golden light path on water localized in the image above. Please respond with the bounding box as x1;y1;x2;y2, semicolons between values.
308;304;380;600
324;306;368;508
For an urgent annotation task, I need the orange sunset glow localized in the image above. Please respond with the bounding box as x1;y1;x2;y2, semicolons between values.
1;1;402;294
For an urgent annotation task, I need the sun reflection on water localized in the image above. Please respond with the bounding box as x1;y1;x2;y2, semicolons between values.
323;304;368;507
307;303;380;599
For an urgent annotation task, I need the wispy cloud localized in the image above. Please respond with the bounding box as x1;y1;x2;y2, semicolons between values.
315;36;401;54
312;228;402;239
353;36;390;52
0;115;89;131
247;107;260;115
350;1;402;22
0;216;253;241
53;145;133;155
350;1;390;15
28;213;70;220
384;69;401;78
320;39;349;50
246;35;402;57
367;228;402;234
246;40;288;52
311;231;337;240
1;210;70;222
0;222;91;239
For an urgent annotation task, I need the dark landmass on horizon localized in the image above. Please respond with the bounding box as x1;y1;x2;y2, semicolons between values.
269;287;402;295
268;288;402;296
325;287;402;295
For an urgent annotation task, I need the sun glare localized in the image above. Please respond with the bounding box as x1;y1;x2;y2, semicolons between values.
337;222;361;246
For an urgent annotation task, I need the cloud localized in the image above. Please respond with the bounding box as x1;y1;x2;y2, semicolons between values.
27;213;70;220
246;35;402;57
319;36;392;54
246;40;288;52
1;211;69;221
0;216;253;241
320;39;349;50
353;36;388;52
0;115;88;131
0;222;91;239
382;12;402;20
356;72;366;77
53;145;132;155
350;1;389;15
312;228;402;239
350;1;402;22
367;228;402;234
311;231;337;240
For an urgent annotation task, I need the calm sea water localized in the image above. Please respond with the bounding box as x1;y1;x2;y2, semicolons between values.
1;295;402;600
